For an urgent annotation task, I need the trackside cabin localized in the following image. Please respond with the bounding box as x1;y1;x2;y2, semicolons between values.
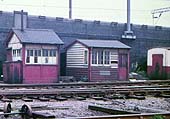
3;28;63;84
66;39;131;82
147;48;170;79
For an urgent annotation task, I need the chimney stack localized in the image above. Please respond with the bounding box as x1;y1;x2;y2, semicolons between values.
21;10;24;31
14;10;28;30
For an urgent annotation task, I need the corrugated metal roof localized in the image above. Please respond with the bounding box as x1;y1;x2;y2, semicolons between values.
12;28;64;45
77;39;131;49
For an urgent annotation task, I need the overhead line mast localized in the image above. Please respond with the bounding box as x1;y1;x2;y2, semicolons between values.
151;7;170;25
122;0;136;40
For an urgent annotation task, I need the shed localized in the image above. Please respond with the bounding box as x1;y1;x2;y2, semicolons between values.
3;28;64;84
65;39;131;82
147;48;170;79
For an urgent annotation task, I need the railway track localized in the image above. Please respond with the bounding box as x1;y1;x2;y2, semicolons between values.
0;80;170;89
0;87;170;96
67;113;170;119
0;80;169;97
0;80;169;119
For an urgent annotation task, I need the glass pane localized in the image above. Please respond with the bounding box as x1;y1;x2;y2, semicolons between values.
34;50;38;56
98;50;103;64
27;50;30;57
52;50;56;57
38;50;41;56
104;51;110;64
26;57;30;63
92;50;97;64
49;50;53;57
43;49;48;57
30;50;33;56
34;57;38;63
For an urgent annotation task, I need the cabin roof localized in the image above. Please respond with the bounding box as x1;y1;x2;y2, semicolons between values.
149;47;170;50
11;28;64;45
77;39;131;49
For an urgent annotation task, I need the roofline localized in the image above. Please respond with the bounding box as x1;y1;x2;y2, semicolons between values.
65;40;89;50
89;46;131;49
22;42;64;45
76;39;131;49
4;29;23;47
65;39;131;50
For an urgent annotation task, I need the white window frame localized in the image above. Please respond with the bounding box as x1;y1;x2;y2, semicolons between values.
26;48;57;65
91;49;111;66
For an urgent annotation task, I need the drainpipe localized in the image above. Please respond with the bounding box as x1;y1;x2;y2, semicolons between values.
88;48;92;81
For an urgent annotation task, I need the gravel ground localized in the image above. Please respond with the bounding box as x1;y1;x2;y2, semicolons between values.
0;96;169;119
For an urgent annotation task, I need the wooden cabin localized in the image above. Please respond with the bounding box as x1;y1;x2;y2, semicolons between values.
3;28;64;84
65;39;131;82
147;48;170;79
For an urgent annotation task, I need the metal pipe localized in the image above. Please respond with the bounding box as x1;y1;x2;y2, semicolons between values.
69;0;72;19
127;0;131;32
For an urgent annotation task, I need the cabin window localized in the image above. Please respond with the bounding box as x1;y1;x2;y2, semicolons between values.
16;49;21;57
26;48;57;64
34;50;38;63
92;50;97;64
110;52;118;68
13;50;16;57
84;50;88;64
92;50;111;65
49;49;56;57
104;51;110;64
53;50;56;57
38;50;41;56
30;50;33;56
26;50;30;63
43;49;49;57
98;51;104;64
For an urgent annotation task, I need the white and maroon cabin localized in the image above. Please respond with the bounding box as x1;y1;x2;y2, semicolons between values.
3;28;64;84
66;39;131;82
147;47;170;79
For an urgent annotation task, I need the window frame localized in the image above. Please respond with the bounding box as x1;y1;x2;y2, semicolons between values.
91;49;111;66
25;48;57;64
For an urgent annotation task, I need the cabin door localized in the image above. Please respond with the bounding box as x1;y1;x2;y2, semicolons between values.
119;54;128;80
5;62;23;84
152;54;163;74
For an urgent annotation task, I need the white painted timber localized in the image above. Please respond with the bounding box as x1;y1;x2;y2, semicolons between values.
8;34;22;61
67;42;88;68
147;48;166;66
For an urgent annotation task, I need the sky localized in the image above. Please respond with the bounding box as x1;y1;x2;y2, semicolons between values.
0;0;170;27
